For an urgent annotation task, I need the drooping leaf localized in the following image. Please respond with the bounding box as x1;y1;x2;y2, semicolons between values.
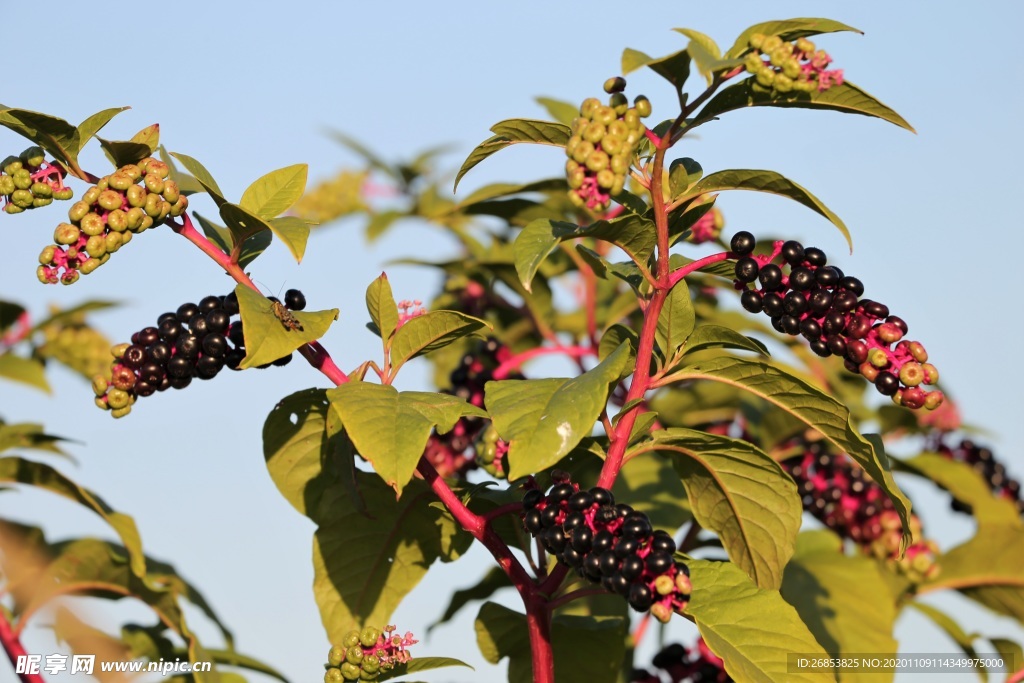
684;169;851;252
782;530;898;683
682;325;769;357
377;657;474;681
327;383;486;495
513;218;578;291
908;602;988;681
0;422;70;456
687;40;743;85
649;429;800;589
455;119;571;190
98;124;159;168
458;178;566;209
898;454;1021;526
486;344;631;480
920;523;1024;610
192;648;290;683
28;299;119;333
621;48;691;88
665;356;912;536
0;108;81;167
656;280;696;360
169;152;230;206
74;107;130;153
389;310;489;376
0;352;50;393
475;602;626;683
365;273;399;341
674;28;722;58
159;145;205;196
235;284;338;369
0;457;147;578
613;452;692;534
695;79;914;133
239;163;308;220
267;215;313;262
52;607;134;681
535;97;579;127
685;559;834;682
313;472;470;639
726;18;863;59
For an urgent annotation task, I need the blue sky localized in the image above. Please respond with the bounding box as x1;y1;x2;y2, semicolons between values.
2;2;1021;682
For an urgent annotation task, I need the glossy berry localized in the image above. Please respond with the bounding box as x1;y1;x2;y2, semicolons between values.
730;231;756;255
734;257;759;283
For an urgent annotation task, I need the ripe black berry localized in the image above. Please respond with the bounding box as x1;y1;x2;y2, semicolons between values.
815;266;840;287
139;362;164;384
628;583;654;611
569;490;594;511
804;247;827;267
189;315;209;336
614;537;639;558
875;371;899;396
167;356;193;379
590;487;614;506
563;511;585;531
284;288;306;311
541;505;561;528
599;551;619;576
781;314;800;335
622;516;652;539
121;344;145;369
593;530;615;554
548;483;574;504
799;318;822;340
145;341;171;364
202;334;228;358
783;291;808;316
762;292;784;317
840;276;864;296
176;302;199;323
832;289;858;313
734;257;759;283
757;263;783;291
650;532;676;554
196;356;224;379
789;267;814;291
646;551;673;574
524;509;542;533
862;300;889;319
523;489;543;509
198;295;222;314
730;231;756;255
175;334;201;359
809;339;830;357
206;309;230;334
740;290;763;313
138;326;160;347
781;240;805;265
571;526;593;552
621;555;644;580
543;527;567;552
223;290;240;315
158;318;182;342
808;289;833;315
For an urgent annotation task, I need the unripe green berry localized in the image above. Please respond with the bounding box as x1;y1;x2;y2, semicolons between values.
609;92;629;115
603;76;627;94
611;175;625;196
756;68;776;87
95;397;110;410
899;362;924;387
36;265;54;283
111;343;130;358
762;35;783;52
360;656;380;674
108;172;133;191
921;363;939;384
876;323;904;344
345;647;364;665
908;341;928;362
110;406;132;418
623;109;641;128
170;195;189;217
339;662;360;681
31;182;52;197
325;668;344;683
92;375;110;396
104;231;122;253
654;575;675;596
633;95;652;118
359;627;381;648
155;198;171;222
924;390;944;410
571;118;588;136
580;97;601;118
107;209;128;232
98;253;111;265
32;197;52;208
585;150;609;173
676;573;692;594
610;154;631;175
120;230;133;245
568;191;585;208
54;223;81;245
868;348;890;369
82;186;102;204
97;189;123;211
0;175;15;195
146;160;170;179
342;631;361;648
583;121;605;144
774;74;794;92
126;207;146;230
650;603;672;623
61;270;80;285
21;146;45;167
607;120;628;139
144;173;165;195
748;33;766;49
595;105;616;126
120;163;142;181
139;215;155;231
571;140;594;164
566;135;581;156
328;646;345;667
596;168;615;190
796;38;815;55
39;245;57;265
567;166;585;189
126;184;147;208
80;257;102;275
68;201;91;222
4;203;24;214
144;192;162;217
745;52;765;72
12;189;33;207
782;58;802;79
107;388;130;410
602;135;624;155
80;213;105;236
53;187;74;201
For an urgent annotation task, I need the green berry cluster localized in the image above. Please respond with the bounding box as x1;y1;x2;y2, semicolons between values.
474;424;508;478
34;309;113;380
743;34;844;93
37;158;188;285
0;147;74;214
324;626;417;682
565;77;651;212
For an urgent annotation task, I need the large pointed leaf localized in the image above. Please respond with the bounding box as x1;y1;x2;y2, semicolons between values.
782;531;898;683
0;457;147;578
621;48;691;88
0;352;50;393
684;559;834;683
377;657;473;681
909;602;990;681
920;523;1024;600
429;567;510;632
685;169;851;252
899;454;1021;526
267;215;312;262
239;163;308;220
389;310;489;376
0;423;70;456
75;107;130;153
695;79;914;133
513;218;577;291
0;108;81;167
235;284;338;369
726;18;862;58
535;97;579;127
168;152;229;206
656;279;696;359
458;178;566;208
454;119;570;190
668;157;703;199
328;383;485;495
682;325;769;357
475;602;626;683
312;472;469;639
486;344;631;479
612;452;692;534
28;299;119;333
648;429;800;589
365;273;399;341
664;356;912;536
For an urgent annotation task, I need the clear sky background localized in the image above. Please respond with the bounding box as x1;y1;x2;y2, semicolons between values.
1;2;1021;682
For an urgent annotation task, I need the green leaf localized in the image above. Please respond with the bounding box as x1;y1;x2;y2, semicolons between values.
669;157;703;198
129;122;160;150
366;273;399;341
196;648;290;683
486;344;631;480
235;284;338;369
674;28;721;58
169;152;229;206
666;356;912;536
651;429;800;589
429;567;510;632
990;638;1024;677
312;472;469;638
219;202;270;246
682;325;769;357
377;657;473;681
326;128;396;179
262;388;340;518
28;299;118;333
159;145;205;196
0;352;50;393
0;300;26;332
458;178;566;208
74;107;129;152
475;602;626;683
535;97;579;127
685;169;851;252
899;454;1021;525
727;18;863;59
237;231;273;270
921;523;1024;597
657;280;696;360
908;602;988;681
98;137;154;169
687;40;743;85
613;452;692;534
0;109;81;167
239;163;308;220
782;530;897;683
454;119;571;190
696;79;914;133
0;457;147;578
621;48;691;88
685;559;834;682
328;384;486;495
0;423;70;456
389;310;489;376
193;212;232;254
513;219;578;291
267;215;312;262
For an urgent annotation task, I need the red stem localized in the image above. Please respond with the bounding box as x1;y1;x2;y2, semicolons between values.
526;597;555;682
0;611;44;683
668;251;733;288
492;345;596;380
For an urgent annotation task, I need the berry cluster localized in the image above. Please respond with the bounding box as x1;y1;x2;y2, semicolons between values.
474;424;509;478
37;158;188;285
630;638;730;683
0;148;74;214
685;198;725;245
522;476;691;623
781;436;939;581
565;77;651;212
743;34;844;93
423;338;516;478
324;625;417;682
731;232;943;410
92;289;305;418
34;310;113;380
931;435;1023;515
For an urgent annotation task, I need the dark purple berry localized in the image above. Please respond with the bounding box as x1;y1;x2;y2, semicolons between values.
804;247;827;267
599;551;619;576
135;380;156;397
846;340;869;364
189;315;209;337
176;302;199;323
157;312;177;327
735;257;759;283
139;362;164;384
563;511;585;531
121;344;145;369
571;526;593;552
175;334;201;359
228;322;245;347
886;315;908;334
809;289;833;314
646;551;673;574
826;336;847;356
789;267;815;291
549;483;574;504
740;290;763;313
800;317;822;340
202;334;228;358
622;516;652;539
783;291;808;316
541;505;560;528
862;300;889;319
809;339;830;357
762;293;784;317
590;487;614;506
138;326;160;347
781;240;805;265
543;527;567;552
875;372;899;396
730;231;756;255
593;530;615;554
614;537;639;558
569;490;594;511
206;309;230;334
832;289;858;313
524;509;542;533
771;316;785;333
650;531;676;554
145;341;171;364
196;356;224;379
158;318;182;342
815;266;840;287
628;583;654;611
758;264;783;291
594;505;618;524
840;276;864;296
167;356;193;379
621;555;644;580
523;489;543;509
223;290;239;315
169;375;192;390
284;288;306;311
781;314;800;335
198;295;223;314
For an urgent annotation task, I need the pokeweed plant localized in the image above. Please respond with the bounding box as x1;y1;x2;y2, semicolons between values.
1;15;1023;683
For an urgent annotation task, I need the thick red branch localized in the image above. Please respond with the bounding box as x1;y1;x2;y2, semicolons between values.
1;611;44;683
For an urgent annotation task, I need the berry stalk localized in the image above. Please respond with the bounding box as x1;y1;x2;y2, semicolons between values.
0;611;44;683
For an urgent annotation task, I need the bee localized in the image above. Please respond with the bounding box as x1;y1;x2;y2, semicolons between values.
270;299;303;332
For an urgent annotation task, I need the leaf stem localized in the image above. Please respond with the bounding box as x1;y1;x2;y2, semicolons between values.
546;587;607;611
0;611;44;683
667;251;732;288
